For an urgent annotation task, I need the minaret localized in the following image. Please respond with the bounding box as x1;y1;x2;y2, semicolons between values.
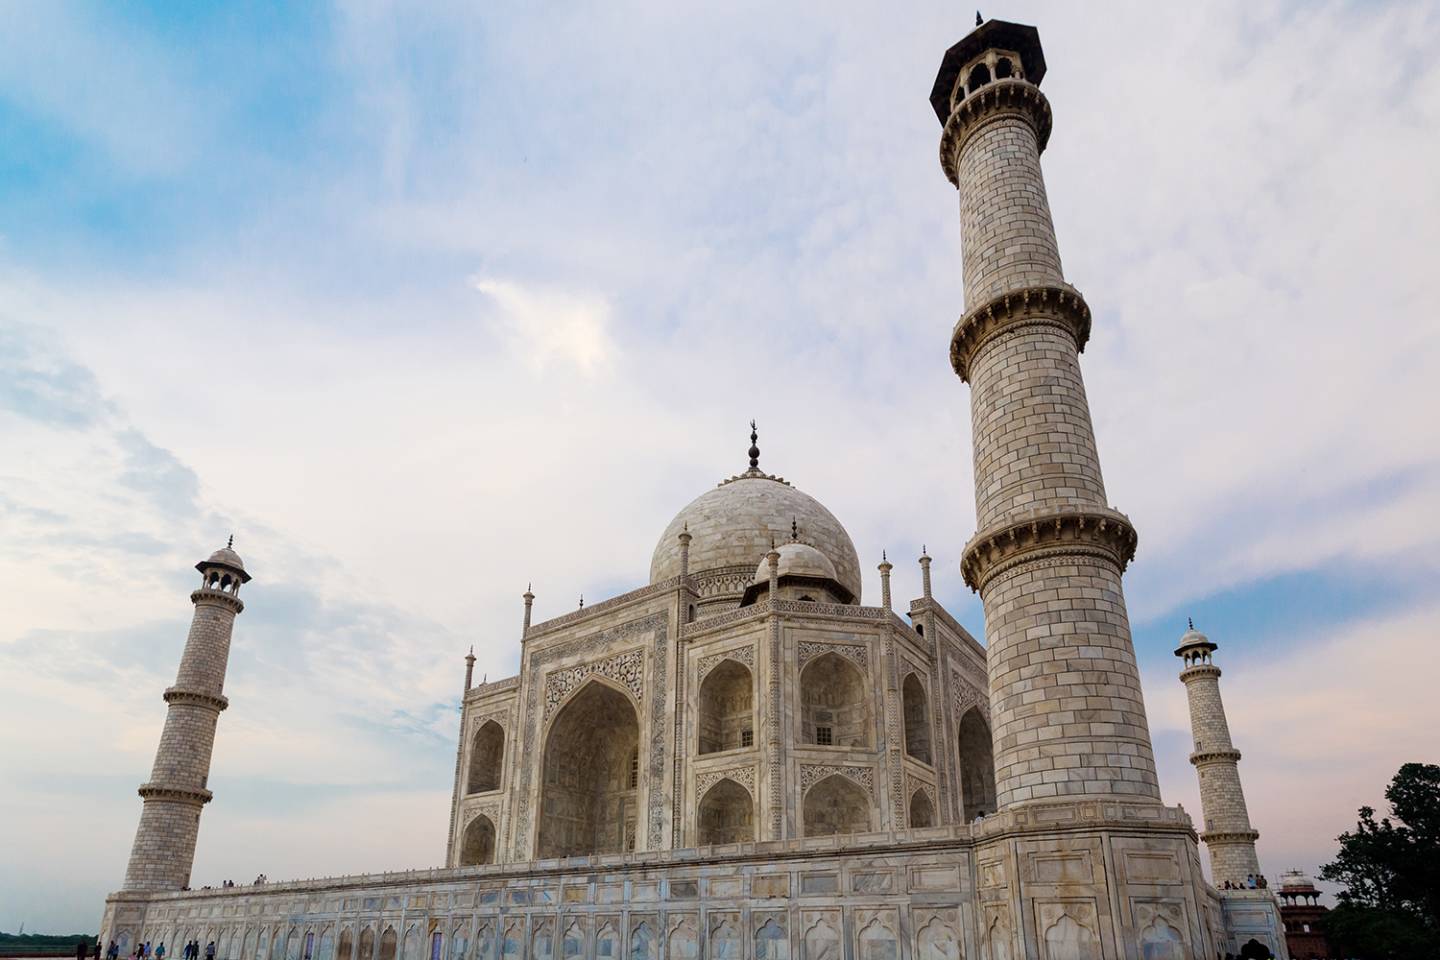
121;540;250;891
933;21;1156;809
1176;622;1262;886
522;584;534;636
878;551;893;611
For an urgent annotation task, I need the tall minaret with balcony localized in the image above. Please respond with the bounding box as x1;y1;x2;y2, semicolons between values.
932;20;1156;809
121;540;250;891
1176;621;1263;886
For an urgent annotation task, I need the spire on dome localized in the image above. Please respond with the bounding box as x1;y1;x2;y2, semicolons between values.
748;420;760;470
227;534;234;549
791;517;799;542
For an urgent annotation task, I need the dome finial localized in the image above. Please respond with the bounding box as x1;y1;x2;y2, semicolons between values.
748;420;760;470
227;534;234;549
1188;616;1194;630
791;517;799;542
976;10;983;27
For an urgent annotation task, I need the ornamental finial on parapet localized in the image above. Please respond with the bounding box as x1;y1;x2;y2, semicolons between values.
748;420;760;470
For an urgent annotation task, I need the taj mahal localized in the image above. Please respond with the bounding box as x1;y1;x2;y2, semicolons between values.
100;18;1293;960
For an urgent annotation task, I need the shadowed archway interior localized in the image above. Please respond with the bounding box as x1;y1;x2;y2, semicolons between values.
536;681;640;858
958;708;997;821
696;778;754;845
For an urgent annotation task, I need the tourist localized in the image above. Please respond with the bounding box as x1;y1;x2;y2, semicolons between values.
155;943;165;960
206;942;216;960
107;941;119;960
1246;874;1256;889
76;941;87;960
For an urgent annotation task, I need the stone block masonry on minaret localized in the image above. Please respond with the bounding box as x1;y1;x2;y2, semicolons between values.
121;541;250;891
1176;622;1263;886
933;20;1159;809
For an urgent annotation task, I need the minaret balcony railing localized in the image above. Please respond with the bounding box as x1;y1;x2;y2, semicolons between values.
190;587;244;613
1189;747;1242;766
960;508;1138;592
163;686;229;712
137;782;213;806
949;284;1091;382
939;78;1052;185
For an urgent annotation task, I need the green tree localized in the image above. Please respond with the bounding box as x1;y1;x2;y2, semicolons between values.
1319;762;1440;959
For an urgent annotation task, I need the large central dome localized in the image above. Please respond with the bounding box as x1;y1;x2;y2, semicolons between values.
650;469;861;608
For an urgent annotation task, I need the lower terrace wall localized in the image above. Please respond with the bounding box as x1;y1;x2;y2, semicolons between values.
102;803;1220;960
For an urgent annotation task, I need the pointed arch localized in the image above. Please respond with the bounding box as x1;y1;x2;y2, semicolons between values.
802;920;839;960
857;920;897;960
378;928;397;960
958;707;997;820
335;931;351;960
317;930;335;960
628;923;654;960
595;924;618;960
902;673;932;764
800;652;870;747
401;927;422;960
501;923;521;960
531;922;553;960
460;814;496;865
537;678;641;857
754;921;786;960
665;921;697;960
908;788;935;829
915;919;959;960
1137;920;1184;960
802;774;871;837
709;920;740;960
561;924;583;960
358;931;375;960
698;659;753;754
466;720;504;794
697;778;754;845
449;927;468;960
1042;916;1095;960
242;933;258;960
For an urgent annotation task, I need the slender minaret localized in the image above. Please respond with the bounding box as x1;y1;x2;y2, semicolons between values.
934;20;1156;809
1176;621;1262;886
878;551;893;611
121;540;250;891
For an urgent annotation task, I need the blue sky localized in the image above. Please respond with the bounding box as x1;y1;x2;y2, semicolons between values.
2;0;1439;933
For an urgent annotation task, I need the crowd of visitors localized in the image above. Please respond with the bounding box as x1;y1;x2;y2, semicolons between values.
1219;873;1269;890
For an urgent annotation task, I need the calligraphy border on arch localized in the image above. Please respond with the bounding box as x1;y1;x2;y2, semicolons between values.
799;763;875;796
797;640;870;672
695;765;758;798
696;644;756;682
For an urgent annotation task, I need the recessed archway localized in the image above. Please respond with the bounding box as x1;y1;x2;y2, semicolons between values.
536;680;640;858
909;788;935;829
800;653;870;748
467;721;504;794
902;673;932;764
696;778;754;845
958;708;997;820
460;814;496;865
802;774;871;837
698;660;753;754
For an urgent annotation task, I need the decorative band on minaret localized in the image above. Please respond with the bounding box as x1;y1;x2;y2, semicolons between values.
121;541;249;891
932;20;1159;809
1176;622;1263;885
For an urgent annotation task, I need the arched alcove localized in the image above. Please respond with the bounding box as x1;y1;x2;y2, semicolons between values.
958;708;998;820
1042;916;1095;960
358;930;374;960
698;660;753;754
800;653;869;747
908;788;935;829
378;929;396;960
536;680;640;857
696;778;754;845
802;774;871;837
628;922;654;960
460;814;496;865
466;721;504;794
902;674;932;764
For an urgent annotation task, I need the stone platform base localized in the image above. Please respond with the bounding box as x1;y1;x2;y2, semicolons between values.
102;802;1249;960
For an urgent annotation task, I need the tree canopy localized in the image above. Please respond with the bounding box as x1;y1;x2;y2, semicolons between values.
1319;762;1440;959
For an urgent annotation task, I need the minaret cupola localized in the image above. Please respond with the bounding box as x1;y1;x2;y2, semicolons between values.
929;18;1046;122
197;535;251;598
